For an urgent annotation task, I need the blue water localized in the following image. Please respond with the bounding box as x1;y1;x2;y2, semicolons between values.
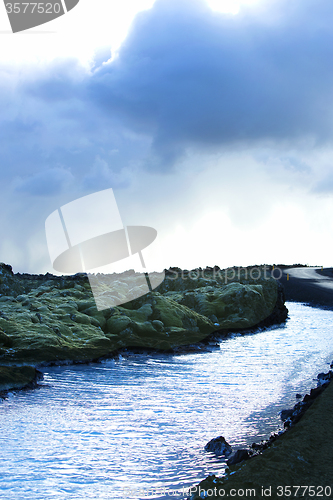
1;303;333;500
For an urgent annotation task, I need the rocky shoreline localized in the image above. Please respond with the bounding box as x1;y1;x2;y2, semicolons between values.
0;262;288;392
201;367;333;469
0;365;43;398
188;268;333;500
189;369;333;500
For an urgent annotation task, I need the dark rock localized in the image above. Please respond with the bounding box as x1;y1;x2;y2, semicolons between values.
0;330;13;348
205;436;232;456
317;372;333;384
281;376;333;430
284;417;292;428
253;280;288;328
0;263;13;274
280;408;294;421
296;393;302;399
227;449;250;466
303;385;326;402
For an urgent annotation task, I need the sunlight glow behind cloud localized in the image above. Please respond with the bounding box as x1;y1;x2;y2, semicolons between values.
0;0;265;67
0;0;155;66
206;0;264;14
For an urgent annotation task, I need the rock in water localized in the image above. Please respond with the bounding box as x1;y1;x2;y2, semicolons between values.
205;436;232;456
280;408;294;421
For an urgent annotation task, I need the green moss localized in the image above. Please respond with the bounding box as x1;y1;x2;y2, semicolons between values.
0;265;281;372
106;315;132;334
153;295;185;328
0;366;39;391
169;279;277;329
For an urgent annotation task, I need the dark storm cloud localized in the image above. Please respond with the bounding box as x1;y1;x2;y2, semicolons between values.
0;60;145;195
2;0;333;182
88;0;333;164
2;0;333;273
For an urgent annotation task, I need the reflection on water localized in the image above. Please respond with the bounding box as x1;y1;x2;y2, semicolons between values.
1;303;333;500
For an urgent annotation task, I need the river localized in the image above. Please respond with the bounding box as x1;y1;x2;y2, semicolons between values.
1;302;333;500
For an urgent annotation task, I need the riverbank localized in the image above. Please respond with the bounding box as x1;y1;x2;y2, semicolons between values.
190;374;333;500
0;366;43;397
190;267;333;500
0;262;287;392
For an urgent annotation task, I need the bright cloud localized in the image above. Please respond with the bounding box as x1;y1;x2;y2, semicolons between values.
206;0;264;14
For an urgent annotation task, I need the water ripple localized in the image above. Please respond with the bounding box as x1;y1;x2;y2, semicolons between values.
1;303;333;499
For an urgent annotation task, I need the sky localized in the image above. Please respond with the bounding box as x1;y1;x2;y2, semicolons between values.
1;0;333;275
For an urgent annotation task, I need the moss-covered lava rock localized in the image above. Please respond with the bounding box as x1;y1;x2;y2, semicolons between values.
0;263;286;369
0;365;42;392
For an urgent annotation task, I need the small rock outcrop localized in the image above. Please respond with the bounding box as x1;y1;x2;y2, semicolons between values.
227;449;250;466
204;436;232;456
0;366;43;393
280;408;294;421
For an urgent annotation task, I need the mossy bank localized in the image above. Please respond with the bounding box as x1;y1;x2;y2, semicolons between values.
0;263;287;391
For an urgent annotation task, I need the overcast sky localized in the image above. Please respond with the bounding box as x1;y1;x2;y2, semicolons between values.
1;0;333;274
